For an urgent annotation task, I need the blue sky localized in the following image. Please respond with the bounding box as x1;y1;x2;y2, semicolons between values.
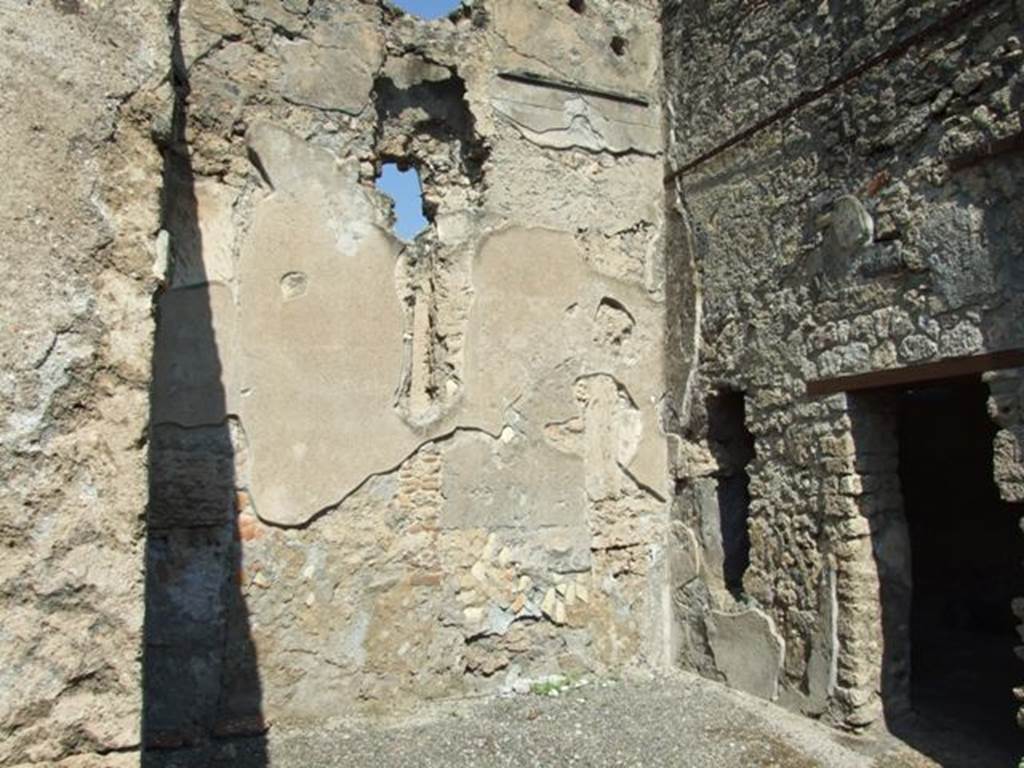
390;0;462;20
376;164;429;241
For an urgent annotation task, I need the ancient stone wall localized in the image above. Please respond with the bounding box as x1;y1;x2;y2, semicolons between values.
664;0;1024;728
0;1;171;766
145;0;675;749
9;0;1024;762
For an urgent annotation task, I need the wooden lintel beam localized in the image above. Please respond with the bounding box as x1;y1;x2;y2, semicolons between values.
947;131;1024;172
806;348;1024;397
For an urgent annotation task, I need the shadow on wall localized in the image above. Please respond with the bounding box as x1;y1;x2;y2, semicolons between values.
142;4;267;765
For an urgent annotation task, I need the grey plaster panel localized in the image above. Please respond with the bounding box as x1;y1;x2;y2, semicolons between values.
238;126;416;526
274;5;383;115
707;609;785;701
462;227;669;498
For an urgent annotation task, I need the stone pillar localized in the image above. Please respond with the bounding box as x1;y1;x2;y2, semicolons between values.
830;392;910;729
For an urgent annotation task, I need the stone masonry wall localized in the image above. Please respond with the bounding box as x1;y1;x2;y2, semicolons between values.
0;1;171;766
664;0;1024;728
145;0;676;748
9;0;1024;762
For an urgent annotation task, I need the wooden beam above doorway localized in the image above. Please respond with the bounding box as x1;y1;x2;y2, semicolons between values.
806;348;1024;397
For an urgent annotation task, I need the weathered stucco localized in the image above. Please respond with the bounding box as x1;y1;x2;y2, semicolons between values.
3;0;1024;765
0;1;170;765
142;0;673;752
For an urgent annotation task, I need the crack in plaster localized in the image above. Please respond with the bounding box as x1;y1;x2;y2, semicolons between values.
254;425;506;531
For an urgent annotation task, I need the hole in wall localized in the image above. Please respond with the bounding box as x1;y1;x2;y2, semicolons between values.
706;388;754;598
389;0;463;20
371;69;490;193
375;163;429;242
51;0;80;14
279;271;308;301
594;297;635;347
568;0;585;13
610;35;628;56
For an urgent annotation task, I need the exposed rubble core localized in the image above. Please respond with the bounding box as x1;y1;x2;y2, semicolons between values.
2;0;1023;765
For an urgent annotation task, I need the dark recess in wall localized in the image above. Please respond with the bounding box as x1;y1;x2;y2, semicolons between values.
891;376;1024;766
707;389;755;597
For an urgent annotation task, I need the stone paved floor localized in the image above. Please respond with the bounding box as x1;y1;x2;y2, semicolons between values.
143;672;985;768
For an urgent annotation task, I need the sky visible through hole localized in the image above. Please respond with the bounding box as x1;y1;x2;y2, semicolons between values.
390;0;462;20
376;163;429;241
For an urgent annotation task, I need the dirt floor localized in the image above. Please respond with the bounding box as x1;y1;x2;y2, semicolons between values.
141;672;1000;768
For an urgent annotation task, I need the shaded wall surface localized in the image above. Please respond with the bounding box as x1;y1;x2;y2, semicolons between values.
664;0;1024;733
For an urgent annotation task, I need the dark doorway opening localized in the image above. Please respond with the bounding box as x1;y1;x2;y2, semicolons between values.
706;388;754;598
891;375;1023;765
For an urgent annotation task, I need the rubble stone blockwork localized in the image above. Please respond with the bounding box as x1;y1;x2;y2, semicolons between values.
664;0;1024;730
1;0;1023;765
